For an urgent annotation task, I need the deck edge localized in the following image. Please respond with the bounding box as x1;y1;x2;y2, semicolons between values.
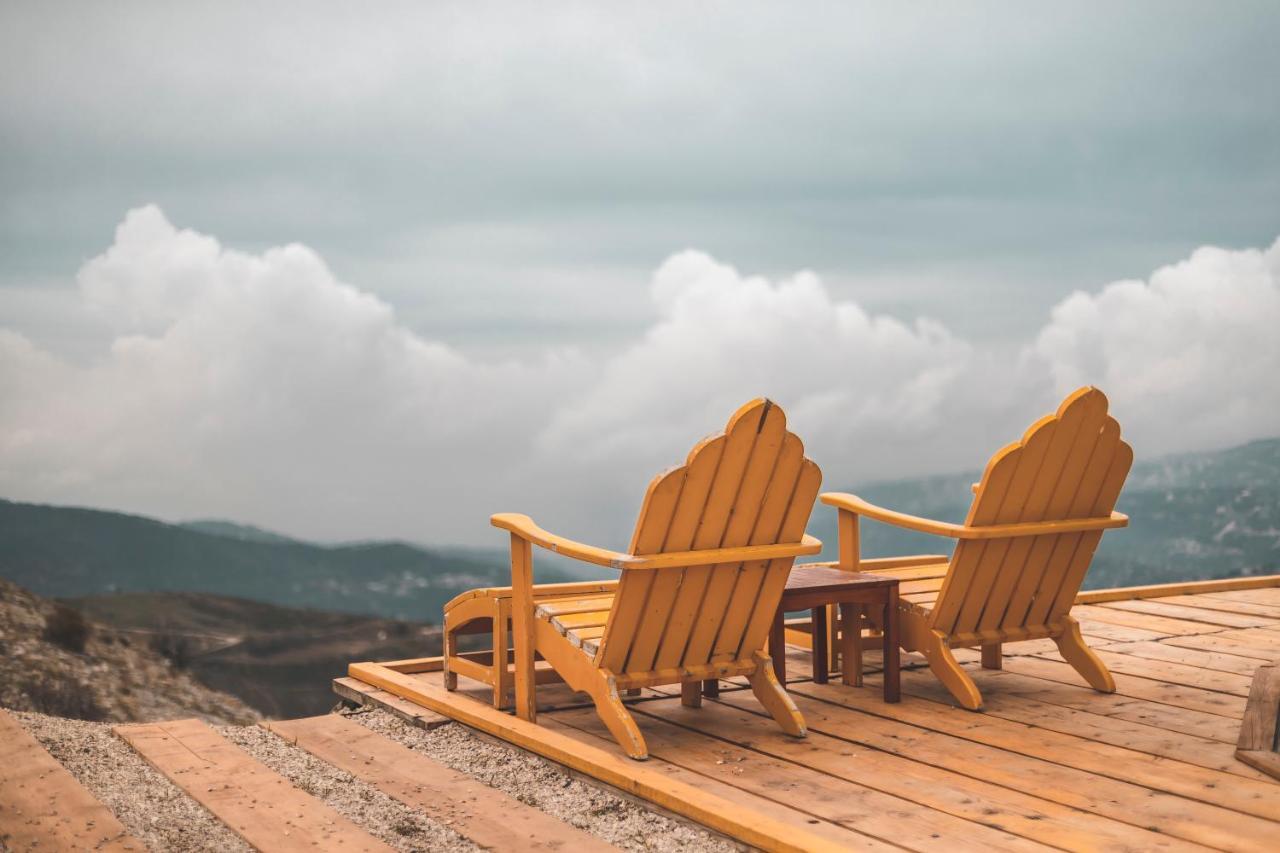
347;661;846;853
1076;573;1280;604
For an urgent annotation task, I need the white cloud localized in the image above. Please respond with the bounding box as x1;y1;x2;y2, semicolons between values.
1;207;1277;545
1032;238;1280;454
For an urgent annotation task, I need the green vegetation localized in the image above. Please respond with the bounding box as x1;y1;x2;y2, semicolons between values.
0;501;575;621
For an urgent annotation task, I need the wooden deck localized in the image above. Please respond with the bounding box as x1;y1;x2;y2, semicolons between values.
348;575;1280;853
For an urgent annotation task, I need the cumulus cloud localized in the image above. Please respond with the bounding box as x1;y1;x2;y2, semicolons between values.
1032;238;1280;454
1;207;1276;545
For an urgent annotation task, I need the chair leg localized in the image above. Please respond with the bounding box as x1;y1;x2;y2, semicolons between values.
981;642;1002;670
443;618;458;691
593;676;648;760
1054;615;1116;693
493;600;511;708
748;651;806;738
922;631;983;710
680;681;702;708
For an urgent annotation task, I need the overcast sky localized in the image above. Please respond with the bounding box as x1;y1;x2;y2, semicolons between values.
1;2;1278;546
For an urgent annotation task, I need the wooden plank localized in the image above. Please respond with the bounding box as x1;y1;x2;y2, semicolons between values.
1159;632;1280;661
885;667;1267;779
999;654;1249;720
550;706;1052;853
266;715;616;852
333;676;452;729
1103;641;1267;676
641;695;1200;852
1203;587;1280;606
1070;604;1223;636
1153;593;1280;619
943;651;1246;742
1070;616;1172;642
786;679;1280;825
1074;575;1280;604
0;709;143;852
347;663;848;853
1082;648;1255;697
114;718;392;852
1098;599;1279;629
535;717;895;853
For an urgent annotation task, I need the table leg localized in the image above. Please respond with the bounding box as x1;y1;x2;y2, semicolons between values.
812;607;829;684
883;587;900;703
840;602;863;687
769;608;787;685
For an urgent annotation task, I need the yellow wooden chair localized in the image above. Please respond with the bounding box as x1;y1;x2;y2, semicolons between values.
820;386;1132;710
452;398;823;759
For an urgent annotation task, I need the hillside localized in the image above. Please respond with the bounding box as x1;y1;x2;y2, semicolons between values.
812;437;1280;588
68;591;445;717
0;500;576;620
0;579;257;724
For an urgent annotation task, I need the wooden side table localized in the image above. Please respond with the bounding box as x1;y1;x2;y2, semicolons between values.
769;565;900;702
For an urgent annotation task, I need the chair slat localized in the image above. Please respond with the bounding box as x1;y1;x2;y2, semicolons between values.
738;459;823;657
599;466;686;670
682;402;787;667
995;389;1110;630
629;434;726;672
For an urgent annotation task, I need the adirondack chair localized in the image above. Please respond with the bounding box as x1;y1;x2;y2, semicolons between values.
455;399;823;759
820;386;1132;710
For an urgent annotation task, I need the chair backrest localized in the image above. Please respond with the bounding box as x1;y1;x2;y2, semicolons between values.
595;399;822;675
930;387;1132;641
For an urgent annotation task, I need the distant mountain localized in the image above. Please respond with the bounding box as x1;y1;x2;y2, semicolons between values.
0;500;575;621
179;519;299;545
812;437;1280;589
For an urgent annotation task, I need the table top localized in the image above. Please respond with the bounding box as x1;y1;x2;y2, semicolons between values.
783;564;899;595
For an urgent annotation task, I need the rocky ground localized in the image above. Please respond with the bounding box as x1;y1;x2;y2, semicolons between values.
0;579;257;725
9;707;734;852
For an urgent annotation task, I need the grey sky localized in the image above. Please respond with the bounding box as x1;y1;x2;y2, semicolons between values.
1;3;1278;545
3;2;1277;357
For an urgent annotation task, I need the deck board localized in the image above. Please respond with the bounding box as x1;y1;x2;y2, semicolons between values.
349;578;1280;852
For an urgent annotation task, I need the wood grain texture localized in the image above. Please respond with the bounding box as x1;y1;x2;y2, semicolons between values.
265;715;616;851
0;709;142;852
114;718;391;852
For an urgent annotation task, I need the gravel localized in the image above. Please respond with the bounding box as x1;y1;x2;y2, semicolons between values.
11;710;250;853
10;706;734;852
348;709;736;853
219;724;479;852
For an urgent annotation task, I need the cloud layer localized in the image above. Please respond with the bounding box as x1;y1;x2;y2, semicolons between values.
2;207;1277;545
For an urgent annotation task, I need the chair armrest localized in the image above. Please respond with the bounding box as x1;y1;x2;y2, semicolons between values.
820;493;1128;540
491;513;822;570
821;493;969;537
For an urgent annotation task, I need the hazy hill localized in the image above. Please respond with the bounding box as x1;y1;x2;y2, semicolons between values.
0;500;575;621
68;591;443;717
0;579;257;724
812;437;1280;588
